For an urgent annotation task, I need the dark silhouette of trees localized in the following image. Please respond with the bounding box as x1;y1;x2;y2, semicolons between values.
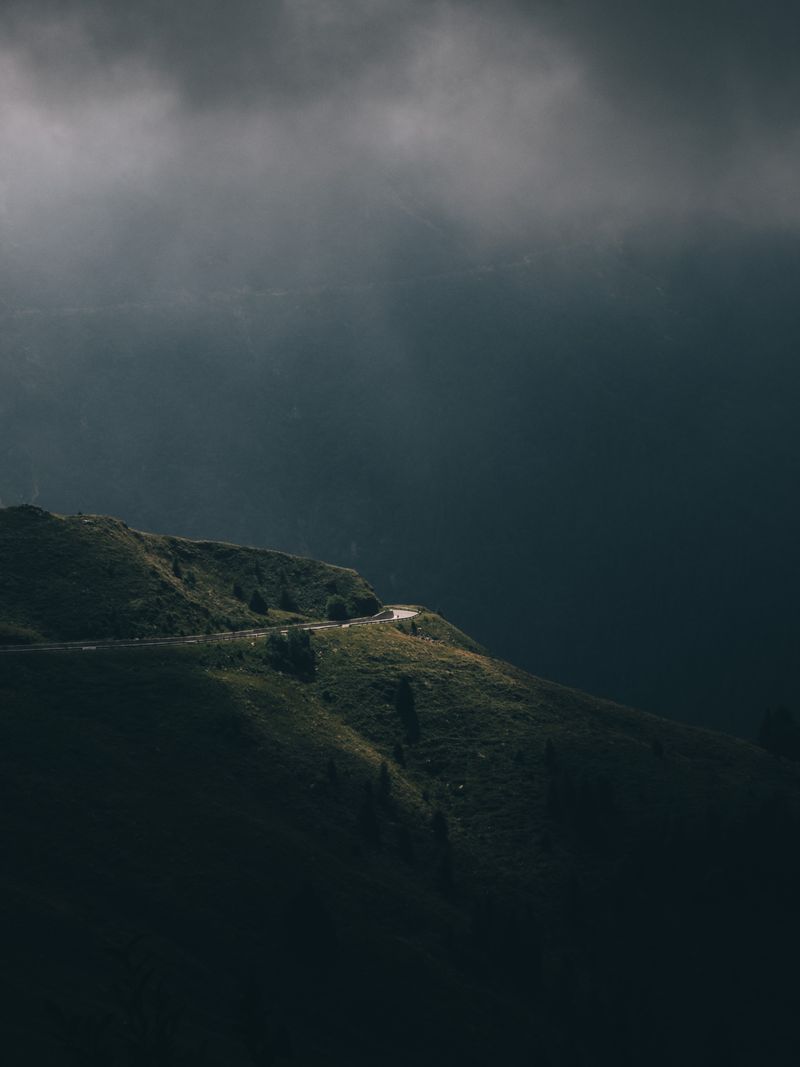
352;593;381;616
395;677;420;744
325;595;348;621
233;582;246;602
266;629;315;678
249;589;268;615
278;586;297;612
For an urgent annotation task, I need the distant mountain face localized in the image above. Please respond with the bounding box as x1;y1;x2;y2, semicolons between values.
2;228;799;735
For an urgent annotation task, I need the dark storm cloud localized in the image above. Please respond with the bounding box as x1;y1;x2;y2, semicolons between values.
1;0;798;306
5;1;797;107
538;1;800;120
5;0;797;128
0;0;429;107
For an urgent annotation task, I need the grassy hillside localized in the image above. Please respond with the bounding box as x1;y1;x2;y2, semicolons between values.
1;515;799;1065
0;505;381;643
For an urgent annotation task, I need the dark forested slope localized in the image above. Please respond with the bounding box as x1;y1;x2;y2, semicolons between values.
1;512;798;1066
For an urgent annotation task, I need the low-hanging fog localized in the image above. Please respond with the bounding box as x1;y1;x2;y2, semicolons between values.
2;0;799;735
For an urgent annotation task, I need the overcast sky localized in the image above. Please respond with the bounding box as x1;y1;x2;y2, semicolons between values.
1;0;798;303
2;3;800;731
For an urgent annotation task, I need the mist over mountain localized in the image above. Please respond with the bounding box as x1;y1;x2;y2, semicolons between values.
2;0;799;734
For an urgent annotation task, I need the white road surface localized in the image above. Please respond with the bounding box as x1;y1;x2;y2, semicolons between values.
0;607;420;656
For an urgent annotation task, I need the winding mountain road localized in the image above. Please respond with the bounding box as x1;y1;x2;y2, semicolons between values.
0;607;420;656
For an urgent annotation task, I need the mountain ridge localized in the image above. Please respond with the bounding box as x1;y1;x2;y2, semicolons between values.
0;509;798;1065
0;505;381;645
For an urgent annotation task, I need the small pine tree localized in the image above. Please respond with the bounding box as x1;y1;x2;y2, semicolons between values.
279;586;297;612
325;595;348;621
353;594;381;616
266;629;315;678
410;620;418;636
395;677;420;744
393;741;406;767
287;629;314;676
233;582;246;602
171;557;183;579
249;589;268;615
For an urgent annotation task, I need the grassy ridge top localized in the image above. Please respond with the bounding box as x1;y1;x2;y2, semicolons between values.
0;505;380;642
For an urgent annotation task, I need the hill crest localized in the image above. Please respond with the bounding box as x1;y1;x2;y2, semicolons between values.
0;505;381;643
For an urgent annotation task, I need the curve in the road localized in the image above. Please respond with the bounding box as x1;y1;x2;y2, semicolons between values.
0;607;420;656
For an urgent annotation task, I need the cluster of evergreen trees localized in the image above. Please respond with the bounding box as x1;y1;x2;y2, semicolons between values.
266;629;315;678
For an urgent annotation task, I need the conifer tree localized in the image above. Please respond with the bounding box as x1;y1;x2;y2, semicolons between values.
249;589;268;615
279;586;297;612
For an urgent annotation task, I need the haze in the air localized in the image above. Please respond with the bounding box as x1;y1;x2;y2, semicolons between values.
2;0;799;735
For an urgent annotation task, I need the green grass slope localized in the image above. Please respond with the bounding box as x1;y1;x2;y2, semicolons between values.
0;505;381;643
1;516;799;1066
